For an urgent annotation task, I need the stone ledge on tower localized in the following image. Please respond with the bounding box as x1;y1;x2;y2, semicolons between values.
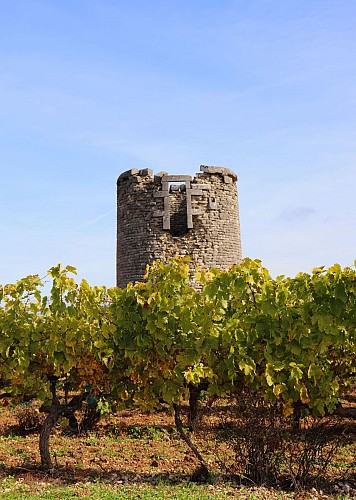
200;165;238;182
117;168;154;184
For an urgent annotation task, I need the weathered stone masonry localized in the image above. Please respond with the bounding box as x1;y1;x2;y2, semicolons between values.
116;165;242;288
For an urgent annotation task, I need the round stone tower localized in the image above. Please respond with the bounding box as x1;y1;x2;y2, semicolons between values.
116;165;242;288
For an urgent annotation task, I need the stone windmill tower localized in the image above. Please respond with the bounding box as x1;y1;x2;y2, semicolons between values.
116;165;242;288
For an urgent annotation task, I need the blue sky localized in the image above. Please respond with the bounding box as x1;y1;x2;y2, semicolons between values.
1;0;355;286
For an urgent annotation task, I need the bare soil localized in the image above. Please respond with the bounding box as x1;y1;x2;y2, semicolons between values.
0;397;355;499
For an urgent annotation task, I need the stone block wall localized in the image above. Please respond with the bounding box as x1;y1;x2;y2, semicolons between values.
116;165;242;288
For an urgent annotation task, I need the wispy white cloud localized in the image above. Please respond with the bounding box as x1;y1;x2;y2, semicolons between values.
74;210;116;229
279;207;316;221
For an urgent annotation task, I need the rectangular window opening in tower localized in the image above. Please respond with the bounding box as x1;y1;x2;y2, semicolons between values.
169;182;189;237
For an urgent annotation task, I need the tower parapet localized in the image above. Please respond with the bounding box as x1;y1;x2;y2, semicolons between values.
116;165;242;288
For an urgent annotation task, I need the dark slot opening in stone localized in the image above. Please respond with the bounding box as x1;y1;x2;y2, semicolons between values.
169;187;188;237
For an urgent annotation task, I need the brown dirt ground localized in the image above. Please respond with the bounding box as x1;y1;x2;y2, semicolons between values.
0;395;355;499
